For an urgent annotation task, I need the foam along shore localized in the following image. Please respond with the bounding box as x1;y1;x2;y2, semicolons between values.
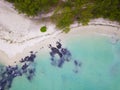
0;0;120;65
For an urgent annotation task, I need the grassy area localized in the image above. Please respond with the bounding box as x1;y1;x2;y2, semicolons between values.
6;0;120;32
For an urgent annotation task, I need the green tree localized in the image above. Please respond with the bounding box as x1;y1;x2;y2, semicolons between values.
6;0;120;32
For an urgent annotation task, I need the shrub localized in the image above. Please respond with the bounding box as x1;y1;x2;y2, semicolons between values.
40;26;47;32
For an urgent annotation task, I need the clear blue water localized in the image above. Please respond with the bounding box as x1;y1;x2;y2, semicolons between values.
3;35;120;90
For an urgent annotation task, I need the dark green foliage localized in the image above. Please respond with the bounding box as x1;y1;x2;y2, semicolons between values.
40;26;47;32
92;0;120;22
54;7;73;29
6;0;120;32
6;0;59;16
6;0;16;3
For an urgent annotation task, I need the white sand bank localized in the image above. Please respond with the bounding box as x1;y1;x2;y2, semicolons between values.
0;0;61;58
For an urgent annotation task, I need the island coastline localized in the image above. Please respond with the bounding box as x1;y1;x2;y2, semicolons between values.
0;0;120;65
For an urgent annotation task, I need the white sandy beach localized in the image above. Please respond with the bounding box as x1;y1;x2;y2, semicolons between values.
0;0;120;65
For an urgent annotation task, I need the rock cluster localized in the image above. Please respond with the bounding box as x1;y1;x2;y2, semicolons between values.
49;41;82;73
0;52;36;90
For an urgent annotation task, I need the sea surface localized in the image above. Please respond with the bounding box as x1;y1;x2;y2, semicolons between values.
1;34;120;90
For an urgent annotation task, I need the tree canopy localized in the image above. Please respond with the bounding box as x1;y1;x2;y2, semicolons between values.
7;0;59;16
6;0;120;32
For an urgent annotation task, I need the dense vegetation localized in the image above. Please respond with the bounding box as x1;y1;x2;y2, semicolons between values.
6;0;58;16
6;0;120;32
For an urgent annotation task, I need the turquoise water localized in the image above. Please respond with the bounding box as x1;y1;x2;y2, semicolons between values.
8;35;120;90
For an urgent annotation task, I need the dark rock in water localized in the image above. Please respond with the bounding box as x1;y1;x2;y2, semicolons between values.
20;53;36;63
0;52;37;90
24;56;29;61
58;52;63;58
22;63;28;70
30;51;33;53
7;78;13;88
13;70;22;77
31;54;36;58
66;50;71;56
74;60;78;66
50;57;54;61
20;58;24;63
61;48;67;55
50;44;63;58
27;72;34;81
27;69;35;81
27;76;32;81
61;48;71;57
0;86;3;90
65;57;71;62
6;67;13;75
56;41;62;49
73;61;82;73
0;79;7;88
58;58;64;68
51;47;59;54
49;42;70;68
74;60;82;67
18;71;22;76
79;62;82;67
29;69;35;74
48;44;52;48
50;52;54;57
51;60;57;66
28;54;36;62
13;65;18;70
73;69;78;73
49;41;82;74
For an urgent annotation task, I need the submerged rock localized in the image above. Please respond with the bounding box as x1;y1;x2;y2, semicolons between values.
0;52;37;90
56;41;62;49
49;41;82;73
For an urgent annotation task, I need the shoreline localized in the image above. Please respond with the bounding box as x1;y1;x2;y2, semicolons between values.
0;0;120;65
0;24;120;65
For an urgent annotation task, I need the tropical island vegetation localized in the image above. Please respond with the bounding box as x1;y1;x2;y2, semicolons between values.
6;0;120;32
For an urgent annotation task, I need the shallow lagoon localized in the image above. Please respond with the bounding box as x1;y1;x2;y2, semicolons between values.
1;34;120;90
